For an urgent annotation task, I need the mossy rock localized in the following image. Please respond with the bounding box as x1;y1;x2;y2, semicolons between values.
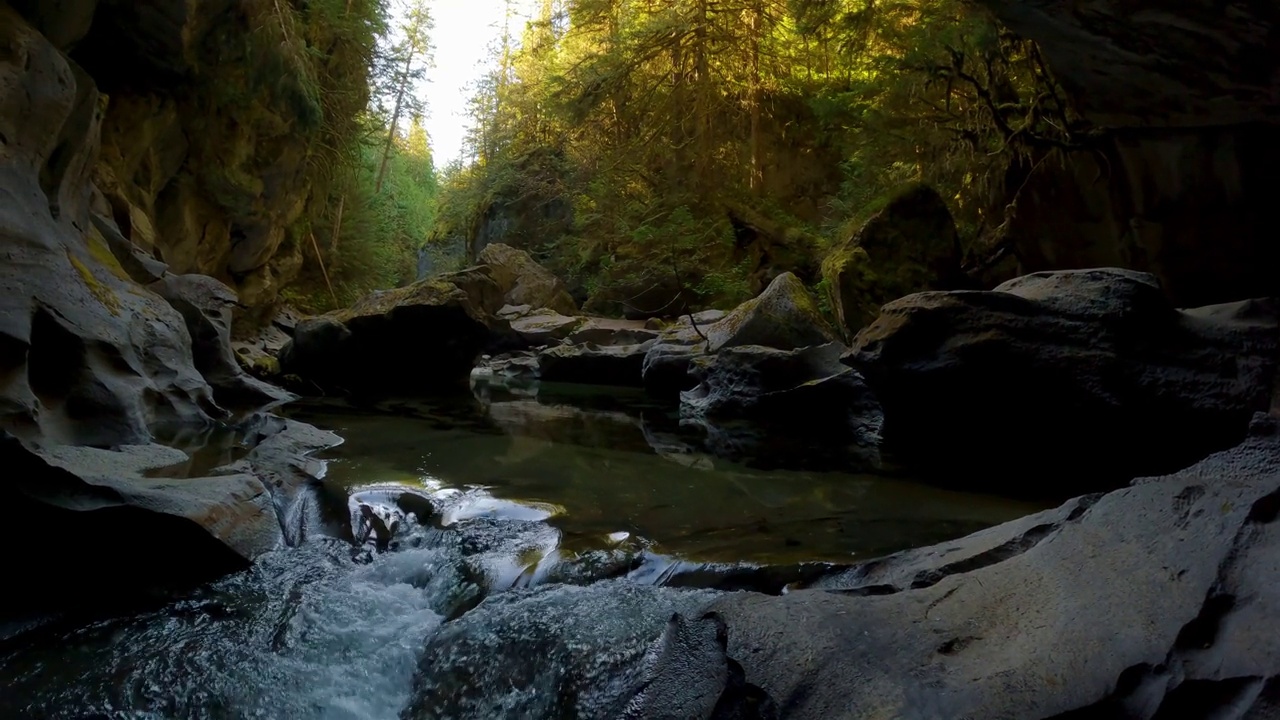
822;183;965;336
705;272;838;352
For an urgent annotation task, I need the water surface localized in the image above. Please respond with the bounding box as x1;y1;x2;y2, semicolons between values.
0;384;1047;718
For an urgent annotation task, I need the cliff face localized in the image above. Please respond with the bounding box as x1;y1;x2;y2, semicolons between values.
10;0;324;314
977;0;1280;306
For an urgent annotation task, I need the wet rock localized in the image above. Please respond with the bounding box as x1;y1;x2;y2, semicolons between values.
822;183;965;336
680;343;883;468
509;311;583;346
231;307;297;381
643;273;837;396
470;352;542;393
402;581;721;719
847;268;1279;491
219;413;343;546
0;7;219;446
279;267;515;395
538;341;655;387
152;273;294;409
682;419;1280;720
623;612;778;720
479;243;578;316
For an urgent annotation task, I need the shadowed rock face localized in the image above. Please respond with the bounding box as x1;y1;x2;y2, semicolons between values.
975;0;1280;128
846;269;1278;493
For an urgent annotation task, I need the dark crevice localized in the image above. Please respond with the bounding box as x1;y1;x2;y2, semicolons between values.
1246;488;1280;524
27;306;86;403
1151;676;1264;720
1174;592;1236;651
828;583;899;597
910;523;1058;590
1067;493;1105;522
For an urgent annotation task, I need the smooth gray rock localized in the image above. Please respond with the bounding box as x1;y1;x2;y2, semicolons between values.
633;415;1280;719
509;312;583;346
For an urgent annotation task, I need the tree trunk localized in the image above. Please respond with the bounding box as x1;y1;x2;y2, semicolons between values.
376;48;415;194
748;0;763;194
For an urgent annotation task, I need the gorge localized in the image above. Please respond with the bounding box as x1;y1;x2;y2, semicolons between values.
1;0;1278;718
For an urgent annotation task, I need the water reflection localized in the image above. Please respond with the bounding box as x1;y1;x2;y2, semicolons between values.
284;387;1044;566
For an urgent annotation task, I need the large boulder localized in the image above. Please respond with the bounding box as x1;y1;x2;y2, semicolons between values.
642;273;838;396
653;416;1280;719
679;343;883;471
279;267;515;395
822;183;965;336
479;243;578;316
846;268;1278;491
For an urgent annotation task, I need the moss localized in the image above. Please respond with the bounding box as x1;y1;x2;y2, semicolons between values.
252;355;281;376
68;251;122;316
86;225;132;282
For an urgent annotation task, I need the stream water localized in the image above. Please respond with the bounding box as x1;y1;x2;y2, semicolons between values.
0;384;1044;719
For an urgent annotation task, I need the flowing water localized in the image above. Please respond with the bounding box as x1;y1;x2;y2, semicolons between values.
0;384;1045;719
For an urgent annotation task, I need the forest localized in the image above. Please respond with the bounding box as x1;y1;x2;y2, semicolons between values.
283;0;1079;317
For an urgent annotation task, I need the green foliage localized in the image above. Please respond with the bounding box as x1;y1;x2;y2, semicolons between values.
287;118;443;313
427;0;1076;315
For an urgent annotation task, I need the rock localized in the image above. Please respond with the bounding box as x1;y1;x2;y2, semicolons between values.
705;272;837;352
642;273;837;396
279;268;515;395
470;352;542;397
680;343;883;466
479;243;578;316
497;304;533;319
1006;129;1280;308
566;317;661;347
0;7;220;447
822;184;965;336
846;268;1279;492
538;341;655;387
974;0;1280;128
89;213;168;284
621;611;777;720
152;273;294;408
677;420;1280;719
0;431;259;616
402;582;721;719
509;312;583;346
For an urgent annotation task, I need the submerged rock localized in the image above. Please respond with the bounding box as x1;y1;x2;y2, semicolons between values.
822;183;966;336
672;416;1280;719
480;243;579;316
280;267;516;395
847;268;1278;490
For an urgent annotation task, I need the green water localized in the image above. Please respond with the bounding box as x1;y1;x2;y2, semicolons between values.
283;385;1044;565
